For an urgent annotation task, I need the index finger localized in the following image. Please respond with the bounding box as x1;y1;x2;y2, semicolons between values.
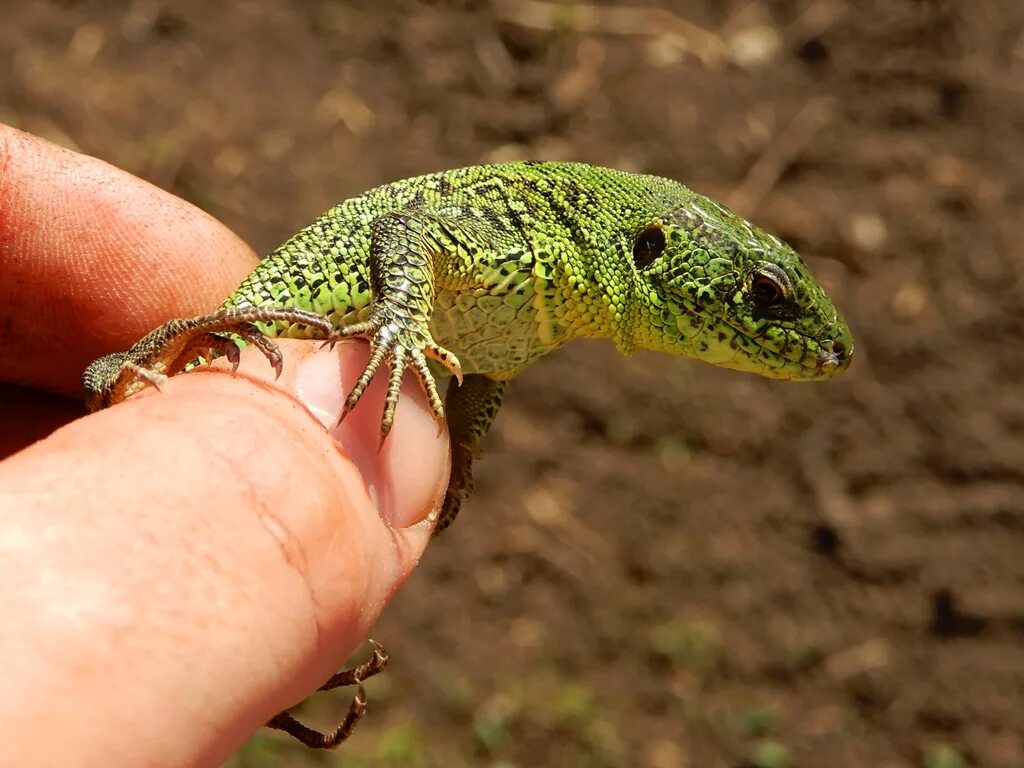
0;124;259;394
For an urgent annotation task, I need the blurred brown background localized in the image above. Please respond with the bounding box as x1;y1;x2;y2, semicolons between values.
3;1;1023;766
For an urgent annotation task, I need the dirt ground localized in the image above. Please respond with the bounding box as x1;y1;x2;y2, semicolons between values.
3;1;1023;766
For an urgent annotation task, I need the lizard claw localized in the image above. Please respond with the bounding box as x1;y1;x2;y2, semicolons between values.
426;341;463;386
224;342;241;372
329;317;460;441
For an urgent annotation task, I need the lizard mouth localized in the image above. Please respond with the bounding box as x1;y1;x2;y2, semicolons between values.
719;318;853;381
670;296;854;381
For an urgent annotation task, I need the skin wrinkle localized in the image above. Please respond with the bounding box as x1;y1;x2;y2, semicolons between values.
255;508;321;688
196;386;329;669
109;402;299;689
185;364;379;676
371;525;424;618
120;375;341;708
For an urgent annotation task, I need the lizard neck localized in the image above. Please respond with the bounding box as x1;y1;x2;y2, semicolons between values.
550;240;639;355
628;287;706;358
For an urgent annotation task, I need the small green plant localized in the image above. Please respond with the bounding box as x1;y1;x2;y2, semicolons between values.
553;682;598;724
749;740;790;768
923;744;970;768
735;706;777;738
377;724;424;763
226;734;283;768
648;617;721;674
472;714;510;752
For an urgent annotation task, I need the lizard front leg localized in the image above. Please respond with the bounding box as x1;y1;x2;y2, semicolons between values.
435;374;507;535
323;211;466;440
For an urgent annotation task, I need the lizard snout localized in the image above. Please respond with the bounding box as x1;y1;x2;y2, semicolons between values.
817;333;853;376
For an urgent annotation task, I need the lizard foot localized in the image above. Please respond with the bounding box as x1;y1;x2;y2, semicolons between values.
323;314;463;440
266;639;388;749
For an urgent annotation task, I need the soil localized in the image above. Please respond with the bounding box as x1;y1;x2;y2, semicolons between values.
3;1;1023;766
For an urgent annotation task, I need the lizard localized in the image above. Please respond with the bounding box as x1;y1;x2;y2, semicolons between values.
82;161;853;749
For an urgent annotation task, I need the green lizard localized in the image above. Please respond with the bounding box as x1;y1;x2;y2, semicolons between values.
82;161;853;748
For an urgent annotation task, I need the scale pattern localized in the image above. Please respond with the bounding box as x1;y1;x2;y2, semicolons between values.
222;162;849;378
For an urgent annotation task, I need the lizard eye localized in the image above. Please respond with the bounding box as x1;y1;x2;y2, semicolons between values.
632;225;666;269
751;274;784;305
750;264;794;307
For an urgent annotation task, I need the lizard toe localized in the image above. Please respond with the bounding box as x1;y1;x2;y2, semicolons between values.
409;349;446;432
329;312;454;439
379;346;408;442
423;341;463;385
341;342;388;422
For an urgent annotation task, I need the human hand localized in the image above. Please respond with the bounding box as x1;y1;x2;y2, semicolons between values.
0;125;449;767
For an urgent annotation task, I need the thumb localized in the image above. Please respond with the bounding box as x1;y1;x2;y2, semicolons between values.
0;338;449;767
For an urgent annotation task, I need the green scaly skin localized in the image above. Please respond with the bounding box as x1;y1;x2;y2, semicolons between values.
85;161;852;533
82;162;853;748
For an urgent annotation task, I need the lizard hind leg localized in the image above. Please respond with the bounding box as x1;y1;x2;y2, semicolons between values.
83;306;337;412
434;374;507;535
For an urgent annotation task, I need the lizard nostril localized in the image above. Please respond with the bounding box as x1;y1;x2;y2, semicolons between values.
831;338;848;360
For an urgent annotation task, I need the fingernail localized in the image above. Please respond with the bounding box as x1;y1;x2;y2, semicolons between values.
294;350;389;522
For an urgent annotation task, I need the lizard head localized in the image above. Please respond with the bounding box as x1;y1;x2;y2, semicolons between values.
629;193;852;381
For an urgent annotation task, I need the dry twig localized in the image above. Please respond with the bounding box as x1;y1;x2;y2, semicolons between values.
494;0;729;69
728;96;835;215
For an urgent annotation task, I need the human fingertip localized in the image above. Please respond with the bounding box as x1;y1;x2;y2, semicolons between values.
293;345;449;531
294;348;349;430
